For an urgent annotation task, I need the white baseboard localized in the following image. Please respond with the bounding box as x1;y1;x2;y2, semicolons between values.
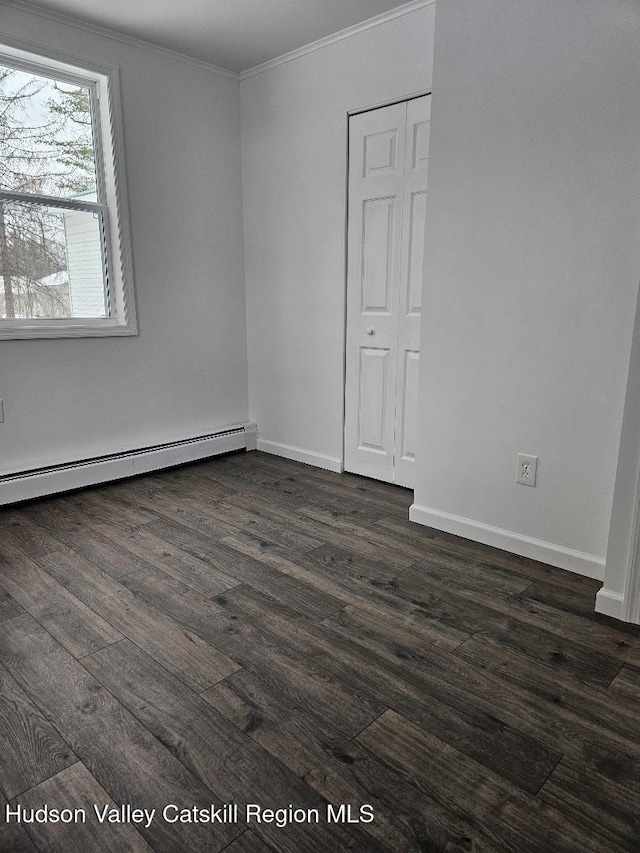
257;439;343;473
0;422;257;506
595;588;627;620
409;503;605;580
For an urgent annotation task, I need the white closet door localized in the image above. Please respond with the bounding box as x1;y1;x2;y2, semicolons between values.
344;101;407;483
393;95;430;488
344;96;430;487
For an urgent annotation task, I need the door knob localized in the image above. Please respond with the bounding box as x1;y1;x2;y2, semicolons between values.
366;327;375;335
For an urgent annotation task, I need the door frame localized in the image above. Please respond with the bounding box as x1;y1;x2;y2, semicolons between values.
596;284;640;623
341;89;432;480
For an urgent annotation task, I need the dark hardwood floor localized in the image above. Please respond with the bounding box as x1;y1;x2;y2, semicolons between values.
0;450;639;852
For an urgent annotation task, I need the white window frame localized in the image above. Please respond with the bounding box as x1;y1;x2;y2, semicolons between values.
0;37;137;339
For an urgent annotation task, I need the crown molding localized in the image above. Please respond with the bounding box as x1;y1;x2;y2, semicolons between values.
0;0;435;83
238;0;435;81
0;0;239;79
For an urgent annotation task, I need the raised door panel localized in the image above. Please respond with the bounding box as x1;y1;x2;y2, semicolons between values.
397;349;420;465
411;118;430;170
361;197;396;314
357;347;391;453
363;129;399;177
405;190;427;315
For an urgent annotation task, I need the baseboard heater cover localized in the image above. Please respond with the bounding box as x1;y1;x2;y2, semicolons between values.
0;421;258;506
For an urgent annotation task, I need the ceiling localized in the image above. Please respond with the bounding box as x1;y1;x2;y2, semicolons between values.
21;0;419;72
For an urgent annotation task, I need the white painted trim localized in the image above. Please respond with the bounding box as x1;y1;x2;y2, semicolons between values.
3;0;434;82
409;503;605;580
595;588;626;621
0;0;238;79
242;422;258;451
239;0;435;80
619;478;640;623
257;439;343;473
0;36;138;339
599;273;640;622
0;424;253;505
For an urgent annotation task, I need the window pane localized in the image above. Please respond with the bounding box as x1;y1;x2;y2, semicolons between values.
0;200;108;319
0;64;98;199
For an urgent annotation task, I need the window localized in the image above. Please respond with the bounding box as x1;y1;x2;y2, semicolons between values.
0;39;136;338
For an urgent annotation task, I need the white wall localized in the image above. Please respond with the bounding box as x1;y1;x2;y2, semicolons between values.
240;4;434;470
0;4;248;475
411;0;640;578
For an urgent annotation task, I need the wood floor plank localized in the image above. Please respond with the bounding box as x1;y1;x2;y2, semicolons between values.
0;509;60;559
64;487;158;527
201;668;296;733
297;505;424;567
222;830;276;852
0;535;122;659
181;483;324;550
475;552;603;596
240;453;412;512
319;597;640;794
220;531;469;650
609;664;640;701
143;521;344;621
204;549;345;622
205;669;499;853
387;561;640;667
254;709;503;853
117;566;383;737
141;515;250;577
0;791;37;853
224;493;420;567
539;753;640;851
321;602;470;664
454;634;640;752
0;615;242;853
0;662;76;799
36;550;239;691
375;515;603;595
450;619;620;689
238;512;325;553
218;584;560;794
75;515;240;597
197;467;311;511
292;489;392;524
524;578;602;618
206;455;286;486
14;762;153;853
2;452;639;853
412;551;533;596
23;502;158;580
83;638;383;853
357;709;625;853
278;472;410;520
302;541;412;584
154;468;239;504
119;484;241;540
0;586;24;623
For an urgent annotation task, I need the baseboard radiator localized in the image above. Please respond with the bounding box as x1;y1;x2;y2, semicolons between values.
0;421;258;506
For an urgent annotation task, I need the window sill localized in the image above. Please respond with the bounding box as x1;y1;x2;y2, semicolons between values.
0;319;138;340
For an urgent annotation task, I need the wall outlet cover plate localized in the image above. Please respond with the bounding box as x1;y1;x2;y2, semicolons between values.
516;453;538;486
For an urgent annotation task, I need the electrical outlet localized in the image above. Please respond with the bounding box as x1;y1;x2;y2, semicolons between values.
516;453;538;486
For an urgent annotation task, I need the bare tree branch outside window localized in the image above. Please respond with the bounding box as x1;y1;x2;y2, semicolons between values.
0;64;98;319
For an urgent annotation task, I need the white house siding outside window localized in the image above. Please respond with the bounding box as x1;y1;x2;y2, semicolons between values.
0;39;136;339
